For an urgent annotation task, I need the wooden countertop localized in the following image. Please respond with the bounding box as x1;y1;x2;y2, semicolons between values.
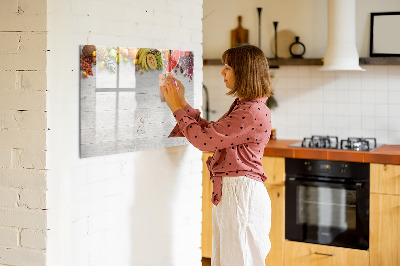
263;139;400;165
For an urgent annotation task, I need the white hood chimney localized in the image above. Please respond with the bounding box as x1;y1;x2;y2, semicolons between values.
320;0;365;71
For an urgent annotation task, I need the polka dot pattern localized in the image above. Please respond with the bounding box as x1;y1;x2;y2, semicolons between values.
169;97;272;206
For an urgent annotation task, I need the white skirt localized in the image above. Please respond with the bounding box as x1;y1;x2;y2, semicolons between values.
212;176;271;266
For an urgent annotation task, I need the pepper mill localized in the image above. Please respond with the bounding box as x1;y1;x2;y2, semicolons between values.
273;21;279;58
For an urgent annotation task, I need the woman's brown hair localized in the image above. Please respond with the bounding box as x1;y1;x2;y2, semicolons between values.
221;44;273;99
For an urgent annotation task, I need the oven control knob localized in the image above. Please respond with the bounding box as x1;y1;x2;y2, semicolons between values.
304;162;312;171
340;164;347;174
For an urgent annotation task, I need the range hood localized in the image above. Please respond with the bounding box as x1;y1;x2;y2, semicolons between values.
320;0;365;71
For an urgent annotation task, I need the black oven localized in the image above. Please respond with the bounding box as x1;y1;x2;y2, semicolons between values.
285;158;369;250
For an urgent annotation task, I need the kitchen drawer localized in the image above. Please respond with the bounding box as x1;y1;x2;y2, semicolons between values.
370;163;400;195
284;241;369;266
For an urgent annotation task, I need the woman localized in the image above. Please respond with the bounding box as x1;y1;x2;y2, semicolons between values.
161;44;273;266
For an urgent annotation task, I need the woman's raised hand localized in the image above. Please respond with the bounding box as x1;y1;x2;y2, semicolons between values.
160;76;184;113
166;74;187;108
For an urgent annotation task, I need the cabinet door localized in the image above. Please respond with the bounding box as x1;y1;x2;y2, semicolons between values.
264;185;284;266
284;241;369;266
370;193;400;266
202;152;213;258
261;156;285;185
370;163;400;195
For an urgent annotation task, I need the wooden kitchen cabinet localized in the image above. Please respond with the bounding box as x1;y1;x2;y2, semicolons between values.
262;156;285;266
284;241;369;266
370;163;400;266
370;193;400;266
264;184;285;266
261;156;285;186
370;163;400;195
202;152;213;258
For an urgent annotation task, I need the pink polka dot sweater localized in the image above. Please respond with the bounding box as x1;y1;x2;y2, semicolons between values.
169;97;272;206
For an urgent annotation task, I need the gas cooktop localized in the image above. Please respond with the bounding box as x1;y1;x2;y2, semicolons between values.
289;135;383;151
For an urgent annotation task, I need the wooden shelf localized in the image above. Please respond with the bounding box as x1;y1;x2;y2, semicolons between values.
203;58;322;67
359;57;400;65
268;58;322;67
203;57;400;67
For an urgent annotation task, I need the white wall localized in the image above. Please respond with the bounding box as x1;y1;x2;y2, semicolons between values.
0;0;48;265
203;0;400;58
46;0;203;265
203;0;400;145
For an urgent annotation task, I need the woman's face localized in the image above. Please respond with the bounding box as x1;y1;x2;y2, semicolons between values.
220;64;235;89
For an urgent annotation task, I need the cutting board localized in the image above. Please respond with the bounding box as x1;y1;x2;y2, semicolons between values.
231;16;249;48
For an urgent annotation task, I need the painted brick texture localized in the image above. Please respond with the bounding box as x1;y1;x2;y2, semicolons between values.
46;0;203;265
0;0;48;264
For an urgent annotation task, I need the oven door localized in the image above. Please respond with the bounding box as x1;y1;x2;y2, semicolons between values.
285;177;369;250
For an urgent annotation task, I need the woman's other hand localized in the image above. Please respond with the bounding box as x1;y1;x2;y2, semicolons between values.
160;78;184;113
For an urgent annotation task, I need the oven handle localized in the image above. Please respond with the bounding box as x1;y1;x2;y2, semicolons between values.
286;177;364;189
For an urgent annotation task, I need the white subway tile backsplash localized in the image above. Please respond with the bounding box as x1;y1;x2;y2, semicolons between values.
374;130;389;144
374;65;388;77
374;77;388;91
374;117;389;131
311;127;324;136
362;128;375;138
336;90;349;103
388;131;400;143
388;65;400;76
323;103;336;115
310;77;324;90
298;77;311;89
349;103;362;117
336;103;349;116
323;115;336;129
323;87;336;103
349;128;363;137
335;72;349;90
336;115;348;129
348;71;362;90
362;116;375;130
311;101;324;113
205;65;400;144
388;117;400;131
361;90;375;104
336;128;349;140
310;66;323;77
348;90;362;103
297;102;312;115
388;104;400;117
322;70;335;78
374;90;388;104
348;116;363;129
285;66;298;77
388;75;400;91
388;91;400;104
375;104;389;117
298;67;311;78
361;104;375;117
286;77;299;89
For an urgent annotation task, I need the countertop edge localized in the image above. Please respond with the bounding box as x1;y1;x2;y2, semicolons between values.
263;140;400;165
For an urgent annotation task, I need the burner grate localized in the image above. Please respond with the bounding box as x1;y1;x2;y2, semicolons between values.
340;137;377;151
301;135;339;149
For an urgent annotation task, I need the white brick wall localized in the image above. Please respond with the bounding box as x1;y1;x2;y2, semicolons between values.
0;0;48;265
46;0;203;266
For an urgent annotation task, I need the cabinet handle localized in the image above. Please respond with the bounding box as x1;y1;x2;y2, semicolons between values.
314;252;335;257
